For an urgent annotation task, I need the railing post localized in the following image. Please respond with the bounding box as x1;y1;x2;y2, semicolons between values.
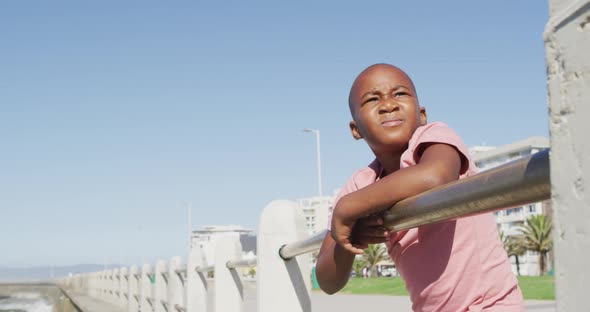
215;235;244;312
109;269;117;304
186;243;207;312
154;260;168;312
98;271;105;301
139;264;153;312
88;272;96;297
119;267;129;308
128;266;139;312
168;256;184;311
257;200;311;312
98;270;108;301
545;0;590;309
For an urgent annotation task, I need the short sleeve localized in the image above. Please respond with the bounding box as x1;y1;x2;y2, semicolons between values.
326;164;380;230
401;122;476;176
326;175;360;231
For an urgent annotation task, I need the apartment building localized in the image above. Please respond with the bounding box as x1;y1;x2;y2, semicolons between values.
295;196;335;236
190;225;256;271
470;136;550;276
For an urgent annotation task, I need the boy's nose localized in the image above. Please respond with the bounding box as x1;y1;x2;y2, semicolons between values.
379;98;399;113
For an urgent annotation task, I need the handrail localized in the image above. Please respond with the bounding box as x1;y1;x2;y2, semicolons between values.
279;231;326;260
383;148;550;231
59;149;553;312
226;257;257;269
279;149;550;259
195;265;214;273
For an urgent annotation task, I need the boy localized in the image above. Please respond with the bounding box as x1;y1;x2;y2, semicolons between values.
316;64;524;311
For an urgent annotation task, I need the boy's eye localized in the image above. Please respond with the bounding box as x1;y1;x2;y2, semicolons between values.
364;97;378;104
394;92;408;97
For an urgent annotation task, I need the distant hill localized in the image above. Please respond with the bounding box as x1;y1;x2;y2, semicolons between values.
0;264;120;282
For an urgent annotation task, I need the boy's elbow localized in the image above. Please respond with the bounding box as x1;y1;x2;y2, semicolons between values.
316;264;348;295
320;285;340;295
318;277;346;295
423;173;455;189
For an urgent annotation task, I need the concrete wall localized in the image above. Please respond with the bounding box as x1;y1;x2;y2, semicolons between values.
545;0;590;310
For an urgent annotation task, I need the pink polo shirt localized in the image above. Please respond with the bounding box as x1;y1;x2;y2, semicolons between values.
331;122;524;311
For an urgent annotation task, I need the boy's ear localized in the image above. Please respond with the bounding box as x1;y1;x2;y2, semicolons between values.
349;121;363;140
420;106;427;126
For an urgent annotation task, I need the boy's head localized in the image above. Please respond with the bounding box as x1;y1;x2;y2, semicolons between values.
348;63;427;154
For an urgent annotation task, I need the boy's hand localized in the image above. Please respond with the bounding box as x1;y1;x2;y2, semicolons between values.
331;204;390;254
331;212;363;254
350;215;390;249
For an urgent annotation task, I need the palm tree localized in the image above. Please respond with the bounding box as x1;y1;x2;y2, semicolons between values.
519;214;553;275
500;231;526;276
352;258;366;278
362;244;388;278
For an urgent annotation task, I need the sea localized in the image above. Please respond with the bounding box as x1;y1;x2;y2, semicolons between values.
0;292;53;312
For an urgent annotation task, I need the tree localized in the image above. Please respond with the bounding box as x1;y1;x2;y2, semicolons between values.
362;244;388;278
500;231;526;276
519;214;553;276
352;258;366;278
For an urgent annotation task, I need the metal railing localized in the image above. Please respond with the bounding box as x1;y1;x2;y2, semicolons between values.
383;148;549;231
226;258;257;269
279;231;325;260
61;149;551;312
280;148;550;259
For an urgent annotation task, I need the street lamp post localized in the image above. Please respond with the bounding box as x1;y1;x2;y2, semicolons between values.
303;128;323;197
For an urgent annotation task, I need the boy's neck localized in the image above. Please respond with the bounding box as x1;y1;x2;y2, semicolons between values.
376;155;402;176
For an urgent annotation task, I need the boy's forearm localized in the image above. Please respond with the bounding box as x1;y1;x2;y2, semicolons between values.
335;144;461;221
316;234;356;294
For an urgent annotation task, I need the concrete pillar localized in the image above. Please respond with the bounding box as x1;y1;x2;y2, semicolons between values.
154;260;168;312
95;272;100;297
186;243;207;312
119;267;128;308
88;273;96;297
128;266;139;312
98;271;105;301
139;264;153;312
167;256;184;311
545;1;590;310
98;270;108;301
214;235;244;312
257;200;311;312
109;269;117;304
104;271;110;301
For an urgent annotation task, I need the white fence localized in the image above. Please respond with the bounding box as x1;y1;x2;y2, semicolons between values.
60;199;311;312
60;150;550;312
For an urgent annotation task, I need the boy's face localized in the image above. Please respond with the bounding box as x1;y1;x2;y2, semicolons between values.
348;64;426;155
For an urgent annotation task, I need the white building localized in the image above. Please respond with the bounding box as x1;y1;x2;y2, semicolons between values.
295;196;335;236
470;136;551;276
190;225;256;270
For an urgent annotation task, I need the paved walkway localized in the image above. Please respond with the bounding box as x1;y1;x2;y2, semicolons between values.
65;285;556;312
65;291;125;312
238;283;556;312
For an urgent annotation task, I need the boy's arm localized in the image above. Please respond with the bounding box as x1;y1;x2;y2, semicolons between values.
332;143;463;254
317;214;388;294
315;232;355;294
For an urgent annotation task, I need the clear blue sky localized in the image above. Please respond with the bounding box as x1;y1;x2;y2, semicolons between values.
0;1;549;267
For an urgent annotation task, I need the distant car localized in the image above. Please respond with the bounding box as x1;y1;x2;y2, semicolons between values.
380;270;392;277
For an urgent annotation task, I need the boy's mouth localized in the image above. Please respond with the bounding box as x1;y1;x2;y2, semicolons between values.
381;117;403;127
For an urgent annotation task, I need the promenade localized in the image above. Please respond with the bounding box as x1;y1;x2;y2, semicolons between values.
65;281;556;312
228;282;556;312
63;278;556;312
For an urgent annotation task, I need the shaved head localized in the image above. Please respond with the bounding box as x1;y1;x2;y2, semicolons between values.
348;64;418;116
